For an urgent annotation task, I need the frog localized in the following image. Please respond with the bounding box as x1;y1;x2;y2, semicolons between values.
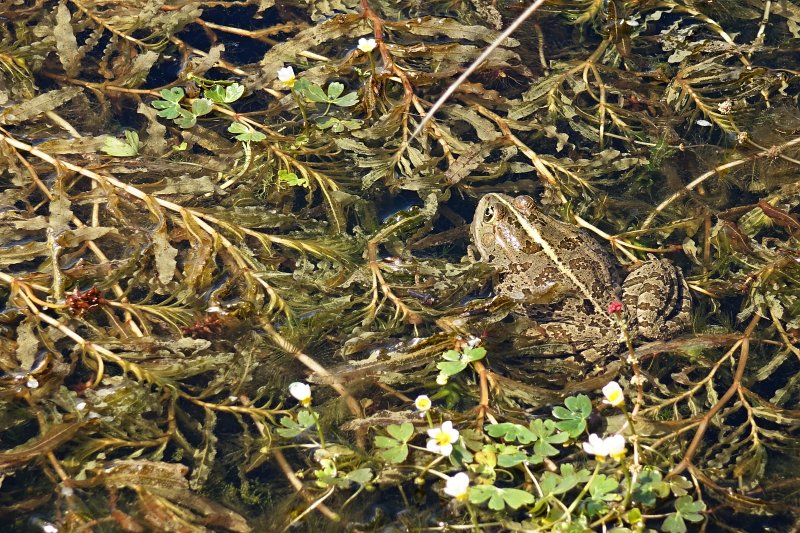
470;193;691;361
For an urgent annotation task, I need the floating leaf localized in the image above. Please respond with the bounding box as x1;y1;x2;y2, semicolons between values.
205;83;245;103
102;131;141;157
468;485;535;511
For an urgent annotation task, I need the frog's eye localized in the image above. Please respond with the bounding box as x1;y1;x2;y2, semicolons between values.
483;205;495;223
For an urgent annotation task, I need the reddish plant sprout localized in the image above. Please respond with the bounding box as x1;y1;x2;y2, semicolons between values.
181;313;225;339
607;300;624;314
66;286;107;317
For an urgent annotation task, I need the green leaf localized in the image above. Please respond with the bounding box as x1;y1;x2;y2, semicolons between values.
297;409;317;428
588;474;620;501
377;444;408;463
387;422;414;442
374;436;399;448
175;108;196;129
102;131;140;157
529;418;568;456
669;476;693;497
485;423;535;444
332;91;359;107
496;446;528;467
300;82;329;103
468;485;534;510
442;350;461;361
204;82;245;103
228;122;247;134
160;87;185;103
276;416;306;438
346;468;373;485
327;82;344;99
675;495;706;522
227;122;266;142
204;85;227;103
224;83;245;103
278;169;309;188
462;346;486;362
152;99;180;119
436;360;467;377
552;394;592;438
662;513;687;533
191;98;213;116
632;468;670;506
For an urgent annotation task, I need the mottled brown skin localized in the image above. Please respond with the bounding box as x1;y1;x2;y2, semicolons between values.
470;193;691;361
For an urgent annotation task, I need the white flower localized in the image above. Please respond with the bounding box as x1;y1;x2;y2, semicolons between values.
277;66;296;88
288;382;312;406
602;381;625;407
696;119;712;127
357;37;377;53
443;472;470;499
426;421;460;456
436;373;449;386
583;433;626;462
414;395;432;412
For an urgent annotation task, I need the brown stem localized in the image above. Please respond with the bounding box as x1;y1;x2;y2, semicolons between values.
668;313;761;478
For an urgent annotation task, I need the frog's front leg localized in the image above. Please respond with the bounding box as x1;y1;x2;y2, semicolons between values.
622;259;691;340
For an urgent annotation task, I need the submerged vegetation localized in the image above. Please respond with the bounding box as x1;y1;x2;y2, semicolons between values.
1;0;799;530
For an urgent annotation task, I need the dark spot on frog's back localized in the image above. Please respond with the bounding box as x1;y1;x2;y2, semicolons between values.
559;237;582;251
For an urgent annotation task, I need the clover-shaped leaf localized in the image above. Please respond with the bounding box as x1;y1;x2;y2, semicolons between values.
276;410;315;438
331;90;358;107
539;464;590;497
296;80;359;107
315;116;363;132
160;87;185;103
588;474;620;502
468;485;534;511
486;423;535;444
442;350;461;361
436;360;467;377
151;87;185;119
668;475;693;497
296;80;328;103
277;169;309;188
552;394;592;438
495;444;528;468
174;108;196;128
374;422;413;464
191;98;213;116
346;468;373;485
461;346;486;362
632;468;670;506
529;419;569;458
327;82;345;99
387;422;414;442
228;122;266;143
205;82;244;103
662;496;706;532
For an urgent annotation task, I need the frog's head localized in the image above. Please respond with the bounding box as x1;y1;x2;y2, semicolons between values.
471;193;541;265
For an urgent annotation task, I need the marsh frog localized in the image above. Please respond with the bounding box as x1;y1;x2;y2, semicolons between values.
470;193;691;361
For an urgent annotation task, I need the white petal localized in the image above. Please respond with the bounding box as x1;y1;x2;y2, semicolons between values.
444;472;470;497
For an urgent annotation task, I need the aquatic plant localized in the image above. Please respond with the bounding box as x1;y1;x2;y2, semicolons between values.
0;0;799;530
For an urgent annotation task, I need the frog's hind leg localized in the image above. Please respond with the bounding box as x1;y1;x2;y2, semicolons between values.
622;259;691;340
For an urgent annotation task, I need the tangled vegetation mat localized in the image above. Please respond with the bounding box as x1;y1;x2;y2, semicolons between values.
1;0;799;531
